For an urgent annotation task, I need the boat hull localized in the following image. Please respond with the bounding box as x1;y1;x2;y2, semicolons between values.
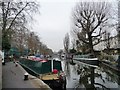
73;58;99;66
43;76;66;90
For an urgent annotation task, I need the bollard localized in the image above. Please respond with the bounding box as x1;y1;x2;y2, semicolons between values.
15;62;18;67
24;72;29;80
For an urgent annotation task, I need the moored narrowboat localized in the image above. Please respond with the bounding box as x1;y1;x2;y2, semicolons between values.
19;57;66;89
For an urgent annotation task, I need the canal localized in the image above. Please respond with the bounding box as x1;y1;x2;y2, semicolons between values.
61;59;120;90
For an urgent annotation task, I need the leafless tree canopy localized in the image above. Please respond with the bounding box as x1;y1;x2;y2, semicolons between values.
1;0;39;36
72;2;112;54
0;0;53;55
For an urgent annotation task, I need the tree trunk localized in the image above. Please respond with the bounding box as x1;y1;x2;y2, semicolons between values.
90;67;95;87
88;33;95;56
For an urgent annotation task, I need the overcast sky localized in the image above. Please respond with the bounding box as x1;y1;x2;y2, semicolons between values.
30;0;116;52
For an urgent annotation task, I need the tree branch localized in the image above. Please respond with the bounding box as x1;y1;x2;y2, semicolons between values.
93;39;101;46
7;3;28;31
77;19;87;32
93;36;102;46
77;33;89;44
80;11;88;20
5;2;10;20
92;20;101;33
92;27;102;38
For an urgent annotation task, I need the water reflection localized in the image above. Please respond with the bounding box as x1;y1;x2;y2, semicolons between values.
62;59;80;88
64;60;71;78
62;59;120;90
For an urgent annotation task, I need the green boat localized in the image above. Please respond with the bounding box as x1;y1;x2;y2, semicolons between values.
19;58;66;89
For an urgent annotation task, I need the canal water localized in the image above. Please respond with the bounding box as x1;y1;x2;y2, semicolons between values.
61;60;120;90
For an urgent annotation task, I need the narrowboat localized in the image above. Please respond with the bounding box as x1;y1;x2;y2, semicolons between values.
19;57;66;89
73;54;99;66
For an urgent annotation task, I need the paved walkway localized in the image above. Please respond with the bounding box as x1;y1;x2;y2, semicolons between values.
2;61;51;89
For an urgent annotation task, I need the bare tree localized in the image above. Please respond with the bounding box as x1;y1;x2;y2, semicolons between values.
72;2;113;55
63;33;70;54
0;1;54;55
0;0;39;51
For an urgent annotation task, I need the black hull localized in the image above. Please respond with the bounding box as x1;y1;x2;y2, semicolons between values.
43;78;66;90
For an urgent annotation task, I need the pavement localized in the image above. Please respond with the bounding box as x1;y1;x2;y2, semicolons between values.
2;61;52;89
